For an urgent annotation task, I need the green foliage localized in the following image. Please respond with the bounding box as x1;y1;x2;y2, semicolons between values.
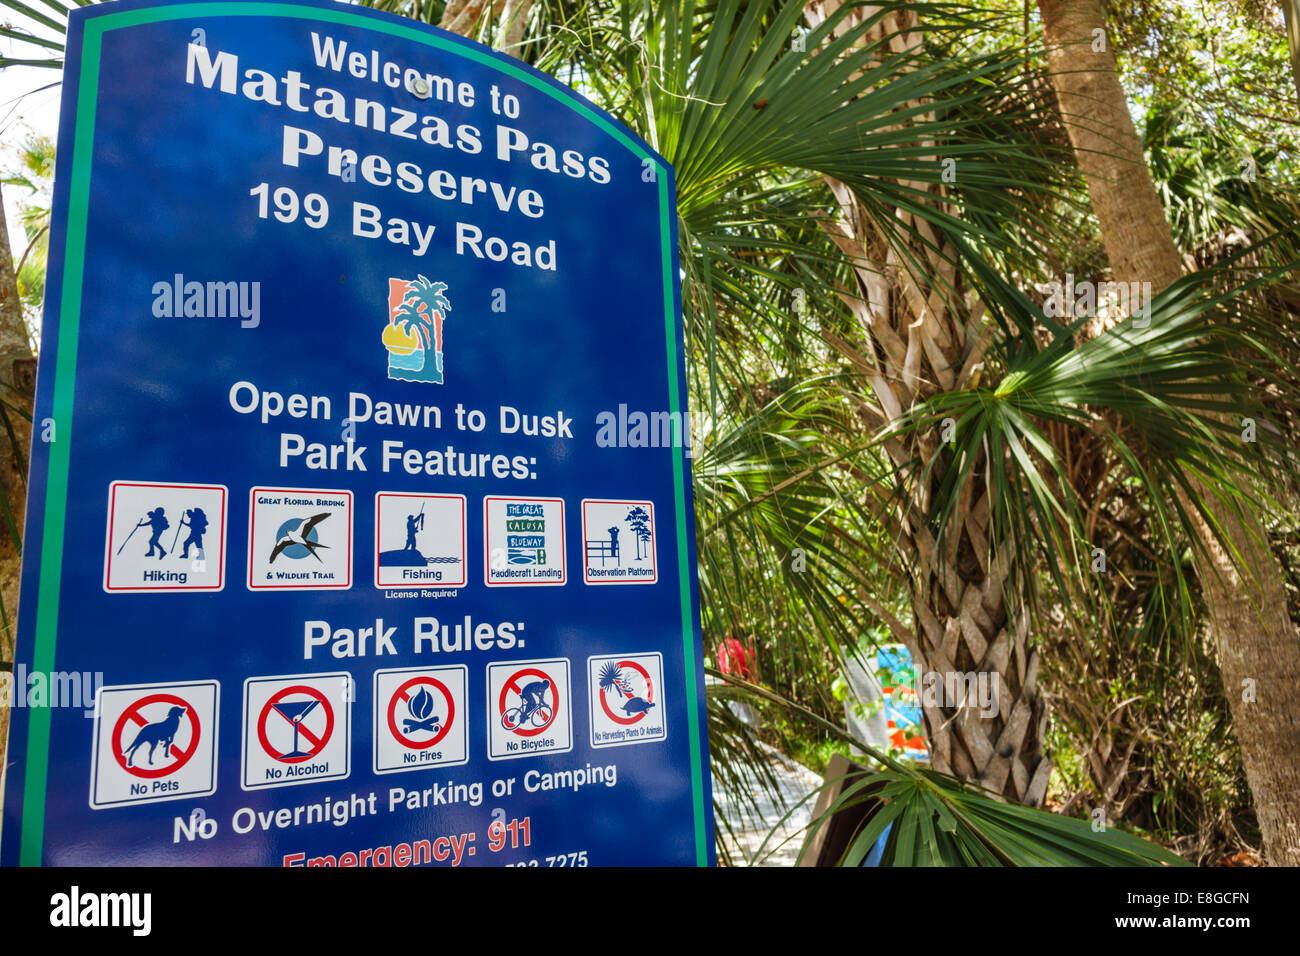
813;766;1188;866
1113;0;1298;171
3;132;54;347
887;240;1299;638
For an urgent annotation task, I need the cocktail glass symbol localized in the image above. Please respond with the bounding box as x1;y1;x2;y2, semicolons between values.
272;698;320;759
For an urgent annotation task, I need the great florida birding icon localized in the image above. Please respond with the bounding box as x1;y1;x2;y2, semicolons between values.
269;513;331;564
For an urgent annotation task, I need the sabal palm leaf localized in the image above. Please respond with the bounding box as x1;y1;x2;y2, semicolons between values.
886;238;1300;635
819;766;1188;866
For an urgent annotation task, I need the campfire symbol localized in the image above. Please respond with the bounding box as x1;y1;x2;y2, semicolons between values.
402;685;441;735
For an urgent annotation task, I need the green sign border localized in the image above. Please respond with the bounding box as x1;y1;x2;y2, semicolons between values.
19;1;707;866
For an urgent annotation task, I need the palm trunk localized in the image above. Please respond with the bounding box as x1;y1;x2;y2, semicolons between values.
440;0;535;53
807;1;1052;804
1282;0;1300;101
1039;0;1300;864
0;184;36;769
911;502;1052;802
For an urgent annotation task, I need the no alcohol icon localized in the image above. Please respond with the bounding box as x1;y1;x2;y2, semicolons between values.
242;673;351;790
258;686;334;762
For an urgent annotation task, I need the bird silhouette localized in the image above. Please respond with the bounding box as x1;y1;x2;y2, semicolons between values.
269;513;331;563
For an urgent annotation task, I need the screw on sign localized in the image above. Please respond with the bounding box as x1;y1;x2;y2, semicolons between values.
597;660;656;725
387;676;455;749
499;667;558;736
112;693;202;778
257;685;335;762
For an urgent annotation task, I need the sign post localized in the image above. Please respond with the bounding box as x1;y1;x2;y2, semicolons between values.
1;0;713;866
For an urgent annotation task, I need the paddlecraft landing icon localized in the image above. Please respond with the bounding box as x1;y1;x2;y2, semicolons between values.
384;275;451;384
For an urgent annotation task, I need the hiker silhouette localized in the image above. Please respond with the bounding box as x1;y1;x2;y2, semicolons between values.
140;507;169;560
179;507;208;558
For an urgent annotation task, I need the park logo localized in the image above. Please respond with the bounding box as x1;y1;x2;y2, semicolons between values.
383;275;451;384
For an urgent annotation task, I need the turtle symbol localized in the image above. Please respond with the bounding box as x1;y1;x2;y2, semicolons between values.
621;696;656;716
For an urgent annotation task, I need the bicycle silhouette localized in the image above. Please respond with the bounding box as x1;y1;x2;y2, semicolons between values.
501;702;554;730
501;679;554;731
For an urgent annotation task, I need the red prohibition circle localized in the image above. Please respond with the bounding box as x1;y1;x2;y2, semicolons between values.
599;660;655;725
497;667;558;737
257;685;334;763
112;693;201;778
387;676;454;749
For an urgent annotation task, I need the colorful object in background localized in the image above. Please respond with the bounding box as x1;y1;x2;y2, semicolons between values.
716;636;755;680
876;644;928;761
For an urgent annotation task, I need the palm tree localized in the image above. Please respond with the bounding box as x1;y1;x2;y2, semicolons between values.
396;276;451;353
1038;0;1300;866
598;660;632;700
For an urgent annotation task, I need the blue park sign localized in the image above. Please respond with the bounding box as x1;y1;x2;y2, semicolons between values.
1;0;714;866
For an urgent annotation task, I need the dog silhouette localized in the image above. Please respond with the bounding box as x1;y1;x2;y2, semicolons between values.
122;705;186;767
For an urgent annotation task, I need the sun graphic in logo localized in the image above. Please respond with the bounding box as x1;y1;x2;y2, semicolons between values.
384;276;450;384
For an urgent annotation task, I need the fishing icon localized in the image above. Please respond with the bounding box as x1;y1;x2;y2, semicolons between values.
374;492;467;589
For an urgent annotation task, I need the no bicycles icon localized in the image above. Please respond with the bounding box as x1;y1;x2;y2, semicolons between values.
498;667;559;737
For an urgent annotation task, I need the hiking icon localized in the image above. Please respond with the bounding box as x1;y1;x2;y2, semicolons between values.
175;507;209;558
103;481;228;593
116;507;170;559
115;504;211;559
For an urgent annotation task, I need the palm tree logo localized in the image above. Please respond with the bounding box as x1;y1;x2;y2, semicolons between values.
383;276;452;384
598;661;634;700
